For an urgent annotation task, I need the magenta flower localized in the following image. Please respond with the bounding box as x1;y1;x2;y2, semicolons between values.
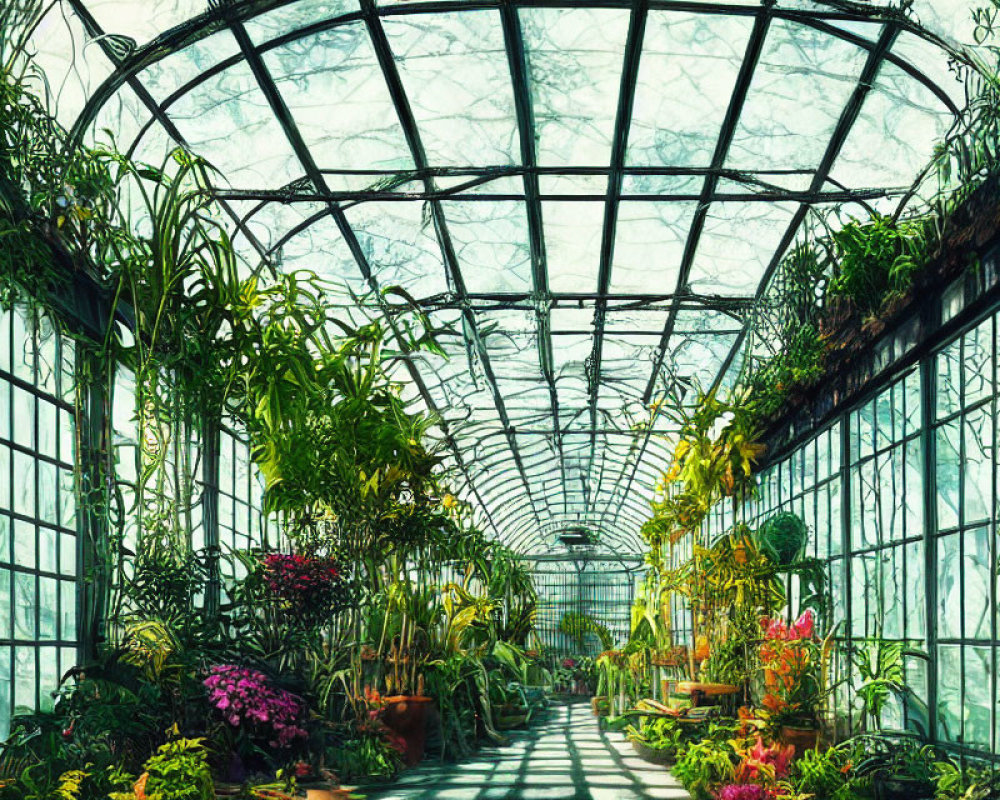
717;785;774;800
761;610;815;642
262;553;350;623
204;665;308;749
791;610;815;640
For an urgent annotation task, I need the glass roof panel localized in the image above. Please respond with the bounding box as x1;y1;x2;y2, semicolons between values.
440;201;532;294
605;309;671;334
261;23;414;172
552;334;594;378
78;0;205;46
28;5;116;124
140;31;241;103
610;202;696;294
244;0;360;42
726;18;872;174
344;200;449;297
271;214;368;294
164;60;302;186
520;6;631;167
688;201;798;296
543;201;605;294
241;201;328;257
538;174;607;197
550;308;596;333
831;60;954;189
383;11;519;167
889;31;965;108
620;174;703;196
627;10;753;168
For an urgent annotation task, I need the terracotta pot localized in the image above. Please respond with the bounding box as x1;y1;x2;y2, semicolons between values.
382;695;434;766
780;724;819;760
304;789;338;800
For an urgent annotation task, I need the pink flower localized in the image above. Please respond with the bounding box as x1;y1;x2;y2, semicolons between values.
204;665;307;750
717;786;774;800
762;617;788;640
791;610;815;640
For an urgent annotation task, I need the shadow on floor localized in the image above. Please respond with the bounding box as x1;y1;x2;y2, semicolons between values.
359;699;689;800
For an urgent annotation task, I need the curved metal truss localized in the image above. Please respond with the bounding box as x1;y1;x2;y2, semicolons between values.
30;0;971;556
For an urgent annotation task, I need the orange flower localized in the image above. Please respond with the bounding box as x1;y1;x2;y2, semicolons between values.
134;772;150;800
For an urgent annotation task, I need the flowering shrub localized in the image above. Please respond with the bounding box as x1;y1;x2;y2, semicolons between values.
716;785;774;800
733;737;794;783
262;553;351;623
761;611;815;642
204;665;308;749
758;612;820;725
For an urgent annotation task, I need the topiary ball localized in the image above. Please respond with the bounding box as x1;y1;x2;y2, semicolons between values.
755;512;808;566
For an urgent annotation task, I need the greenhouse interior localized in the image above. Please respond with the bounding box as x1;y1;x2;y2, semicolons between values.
6;0;1000;798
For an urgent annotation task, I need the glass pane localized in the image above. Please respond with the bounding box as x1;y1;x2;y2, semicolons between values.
628;11;751;167
520;6;629;167
384;11;518;168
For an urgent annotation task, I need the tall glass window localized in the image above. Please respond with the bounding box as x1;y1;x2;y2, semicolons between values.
933;316;996;753
218;422;272;590
846;369;926;732
0;304;77;737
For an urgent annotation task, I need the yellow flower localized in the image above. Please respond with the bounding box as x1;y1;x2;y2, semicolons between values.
442;494;456;509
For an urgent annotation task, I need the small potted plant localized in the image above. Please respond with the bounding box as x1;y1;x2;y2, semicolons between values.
625;716;687;767
852;734;938;800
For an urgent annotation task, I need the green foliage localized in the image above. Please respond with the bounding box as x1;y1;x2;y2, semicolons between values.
109;738;214;800
744;322;827;420
788;745;852;800
826;213;936;315
558;612;614;651
933;761;1000;800
755;512;808;566
326;733;403;783
625;717;709;759
853;634;909;731
671;737;738;800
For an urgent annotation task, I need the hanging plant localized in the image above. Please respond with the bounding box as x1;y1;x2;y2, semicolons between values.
755;512;808;567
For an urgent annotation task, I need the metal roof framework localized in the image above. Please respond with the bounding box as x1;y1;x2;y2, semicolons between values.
30;0;970;556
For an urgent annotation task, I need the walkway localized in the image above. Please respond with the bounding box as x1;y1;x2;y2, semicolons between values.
361;699;690;800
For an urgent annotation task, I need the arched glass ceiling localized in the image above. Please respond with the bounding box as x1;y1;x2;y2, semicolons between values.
25;0;979;556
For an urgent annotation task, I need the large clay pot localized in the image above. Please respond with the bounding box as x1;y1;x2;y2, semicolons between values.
382;695;434;766
304;789;338;800
780;724;819;760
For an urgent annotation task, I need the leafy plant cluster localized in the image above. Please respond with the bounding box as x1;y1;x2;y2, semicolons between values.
742;211;937;423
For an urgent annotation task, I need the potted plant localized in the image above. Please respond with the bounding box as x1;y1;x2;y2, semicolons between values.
625;716;691;767
756;611;837;759
852;734;938;800
367;683;433;768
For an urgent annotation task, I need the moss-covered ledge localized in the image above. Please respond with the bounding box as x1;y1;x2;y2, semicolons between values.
760;176;1000;463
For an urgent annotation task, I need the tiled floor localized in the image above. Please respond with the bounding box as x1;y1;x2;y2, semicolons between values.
360;699;690;800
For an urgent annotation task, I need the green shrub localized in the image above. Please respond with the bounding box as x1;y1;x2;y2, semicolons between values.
827;213;936;315
671;738;737;800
